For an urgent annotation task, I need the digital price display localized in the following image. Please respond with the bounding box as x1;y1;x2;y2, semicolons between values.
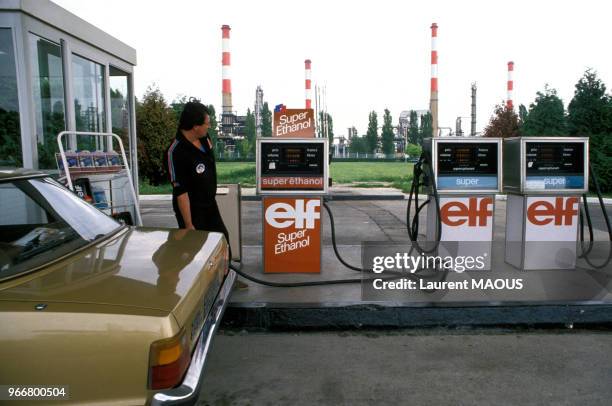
282;148;305;166
436;142;499;190
261;143;324;175
437;143;498;175
525;142;585;190
525;142;584;175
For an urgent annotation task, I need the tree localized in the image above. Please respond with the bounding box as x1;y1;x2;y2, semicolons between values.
136;85;177;185
317;111;324;138
110;88;127;136
408;110;420;145
207;104;219;150
317;112;334;144
568;69;612;192
170;95;188;120
419;112;433;140
245;108;256;143
483;103;519;138
381;108;395;155
237;139;251;158
261;102;272;137
366;111;378;153
37;101;65;169
244;108;256;155
317;112;334;143
110;89;130;163
568;69;611;136
521;85;568;136
0;108;22;167
348;135;368;154
405;143;422;158
518;104;528;129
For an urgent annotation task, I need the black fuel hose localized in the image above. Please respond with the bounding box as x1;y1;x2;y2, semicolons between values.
579;194;595;257
406;152;442;253
590;162;612;240
228;151;446;288
323;199;373;272
228;261;404;288
577;162;612;269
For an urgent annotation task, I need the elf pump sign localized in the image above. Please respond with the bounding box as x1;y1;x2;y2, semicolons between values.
525;196;579;241
263;197;322;273
438;197;494;241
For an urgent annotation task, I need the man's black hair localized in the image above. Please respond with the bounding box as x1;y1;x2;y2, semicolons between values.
178;99;210;132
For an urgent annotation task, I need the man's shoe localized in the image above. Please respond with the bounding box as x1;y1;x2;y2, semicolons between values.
234;280;249;290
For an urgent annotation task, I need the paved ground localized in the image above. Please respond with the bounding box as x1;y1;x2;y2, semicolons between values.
141;196;612;405
142;198;612;309
199;329;612;406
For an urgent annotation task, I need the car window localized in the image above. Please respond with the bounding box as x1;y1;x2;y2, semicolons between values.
0;182;52;226
0;177;122;280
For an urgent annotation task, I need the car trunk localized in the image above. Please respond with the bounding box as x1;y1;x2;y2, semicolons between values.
0;227;228;350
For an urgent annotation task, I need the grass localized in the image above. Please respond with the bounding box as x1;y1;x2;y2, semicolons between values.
140;162;256;194
330;162;414;192
217;162;256;185
139;161;415;194
139;162;612;196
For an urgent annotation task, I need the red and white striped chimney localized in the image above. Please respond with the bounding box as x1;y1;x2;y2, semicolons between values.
430;23;439;137
506;61;514;110
305;59;312;109
221;25;232;114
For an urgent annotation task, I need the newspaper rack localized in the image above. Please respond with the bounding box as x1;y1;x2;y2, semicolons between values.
57;131;142;226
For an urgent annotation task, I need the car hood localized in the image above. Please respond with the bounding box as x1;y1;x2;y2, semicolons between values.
0;227;225;314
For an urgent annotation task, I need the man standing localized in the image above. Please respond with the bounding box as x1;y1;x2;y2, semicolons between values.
165;100;246;289
166;101;228;236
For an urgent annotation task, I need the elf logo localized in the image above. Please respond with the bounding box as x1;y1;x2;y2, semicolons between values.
440;197;493;227
527;197;579;226
265;199;320;229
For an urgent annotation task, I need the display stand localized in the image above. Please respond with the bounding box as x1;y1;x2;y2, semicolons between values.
56;131;142;226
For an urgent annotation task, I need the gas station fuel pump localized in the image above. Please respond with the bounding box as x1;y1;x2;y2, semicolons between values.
256;137;329;273
422;137;502;270
503;137;589;270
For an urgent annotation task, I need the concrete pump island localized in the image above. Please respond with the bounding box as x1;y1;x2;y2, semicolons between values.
218;130;611;329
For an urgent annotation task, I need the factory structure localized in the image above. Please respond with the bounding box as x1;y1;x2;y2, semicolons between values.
218;24;246;151
305;59;312;109
215;22;514;155
507;61;514;110
255;85;264;137
397;109;430;142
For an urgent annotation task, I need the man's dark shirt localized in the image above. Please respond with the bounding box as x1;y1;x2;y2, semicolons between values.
166;132;217;213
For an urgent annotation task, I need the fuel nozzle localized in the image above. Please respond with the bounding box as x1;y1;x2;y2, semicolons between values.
422;173;431;187
328;152;333;187
413;155;428;187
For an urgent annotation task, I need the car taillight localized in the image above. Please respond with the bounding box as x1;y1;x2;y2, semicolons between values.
148;329;191;390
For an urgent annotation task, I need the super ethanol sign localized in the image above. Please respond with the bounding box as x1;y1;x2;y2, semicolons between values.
273;108;315;138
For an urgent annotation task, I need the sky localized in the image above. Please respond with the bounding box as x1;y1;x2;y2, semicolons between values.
53;0;612;137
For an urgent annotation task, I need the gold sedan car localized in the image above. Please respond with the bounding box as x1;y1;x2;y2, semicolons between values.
0;170;236;405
